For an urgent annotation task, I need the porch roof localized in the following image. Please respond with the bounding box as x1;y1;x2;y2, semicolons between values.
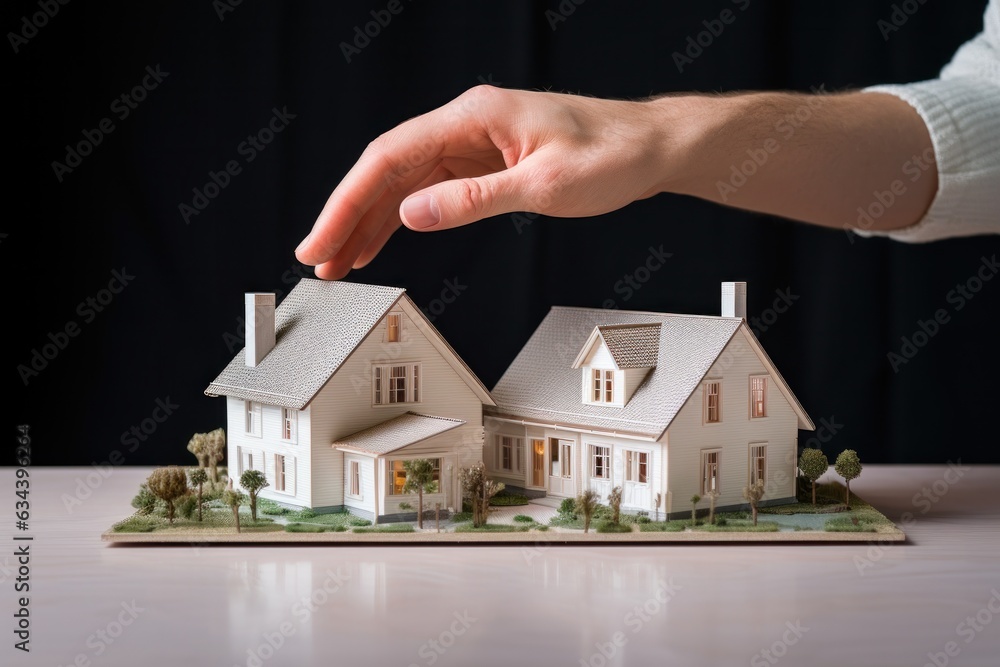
332;412;466;456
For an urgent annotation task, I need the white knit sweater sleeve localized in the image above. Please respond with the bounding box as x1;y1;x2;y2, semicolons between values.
858;0;1000;242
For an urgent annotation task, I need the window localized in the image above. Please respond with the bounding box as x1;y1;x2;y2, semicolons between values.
386;313;401;343
349;460;361;498
282;408;297;442
244;401;262;437
373;363;421;405
592;369;614;403
388;458;440;495
625;450;648;484
274;454;286;492
704;381;721;423
239;447;259;476
591;445;610;479
750;444;767;486
701;450;720;495
496;435;523;473
750;376;767;418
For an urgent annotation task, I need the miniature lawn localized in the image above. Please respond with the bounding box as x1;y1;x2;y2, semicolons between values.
105;474;904;544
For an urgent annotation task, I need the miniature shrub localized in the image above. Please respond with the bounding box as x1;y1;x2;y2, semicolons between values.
450;512;473;523
637;516;651;524
638;521;687;532
535;525;549;532
257;498;290;515
353;524;415;533
513;514;535;523
489;494;529;507
558;498;577;516
177;494;198;520
596;520;632;534
453;523;531;533
697;521;779;533
287;508;317;521
715;518;728;527
332;525;348;532
113;515;161;533
285;523;326;533
825;516;877;532
348;517;372;527
131;484;157;515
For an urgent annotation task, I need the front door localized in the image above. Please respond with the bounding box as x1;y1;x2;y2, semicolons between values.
531;439;545;488
548;438;575;497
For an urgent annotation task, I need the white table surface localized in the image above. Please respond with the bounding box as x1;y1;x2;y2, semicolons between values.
3;465;998;667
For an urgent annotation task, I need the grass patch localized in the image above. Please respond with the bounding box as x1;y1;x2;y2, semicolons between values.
113;515;161;533
638;521;687;532
285;522;326;533
454;523;532;533
596;520;633;533
112;510;281;533
696;521;780;532
353;524;415;534
489;494;530;507
513;514;535;523
450;512;473;523
257;498;292;516
825;515;879;533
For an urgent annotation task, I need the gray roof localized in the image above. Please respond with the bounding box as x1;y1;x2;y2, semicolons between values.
598;323;661;368
205;280;405;409
487;307;811;438
332;412;466;456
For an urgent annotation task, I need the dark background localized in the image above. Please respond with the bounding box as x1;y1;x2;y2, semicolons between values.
7;0;999;466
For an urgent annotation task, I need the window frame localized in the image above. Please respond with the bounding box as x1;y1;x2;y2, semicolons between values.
281;408;297;443
749;375;768;419
244;400;262;438
749;443;767;486
274;453;286;492
348;460;361;499
495;435;523;474
372;362;422;406
591;368;615;404
700;449;721;496
591;444;611;480
387;458;441;496
703;379;722;424
386;312;401;343
624;450;649;485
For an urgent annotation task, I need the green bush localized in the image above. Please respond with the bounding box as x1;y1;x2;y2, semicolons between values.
637;516;651;524
131;484;157;515
513;514;535;523
332;525;348;532
177;494;198;520
113;514;161;533
348;517;372;527
296;508;317;519
285;522;326;533
535;525;549;532
825;516;877;532
489;494;529;507
353;524;415;533
558;498;576;516
451;511;473;523
257;498;290;515
454;523;531;533
638;521;687;532
596;520;633;533
716;518;728;526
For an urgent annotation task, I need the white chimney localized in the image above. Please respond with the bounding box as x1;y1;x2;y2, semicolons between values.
721;282;747;318
245;293;276;367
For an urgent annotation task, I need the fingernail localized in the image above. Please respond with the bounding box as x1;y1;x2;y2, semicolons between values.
402;194;440;229
295;232;312;255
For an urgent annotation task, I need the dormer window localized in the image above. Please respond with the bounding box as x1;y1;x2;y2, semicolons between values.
592;369;614;403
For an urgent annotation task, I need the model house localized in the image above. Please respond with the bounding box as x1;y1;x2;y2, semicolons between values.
205;279;494;522
484;282;815;519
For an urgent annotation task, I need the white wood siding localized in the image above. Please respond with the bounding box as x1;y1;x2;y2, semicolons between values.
665;328;799;513
343;454;375;515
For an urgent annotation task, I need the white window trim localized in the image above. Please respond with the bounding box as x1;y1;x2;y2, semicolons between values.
245;400;262;438
749;442;768;486
703;379;722;425
495;435;523;474
590;444;611;480
584;367;619;406
624;449;649;485
274;453;287;493
347;459;362;499
749;375;768;419
700;448;721;496
281;408;298;443
372;362;422;406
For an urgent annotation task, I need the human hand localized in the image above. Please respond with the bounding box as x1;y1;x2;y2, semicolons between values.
294;85;696;279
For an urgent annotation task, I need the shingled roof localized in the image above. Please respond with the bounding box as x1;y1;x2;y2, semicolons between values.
488;307;813;439
332;412;466;456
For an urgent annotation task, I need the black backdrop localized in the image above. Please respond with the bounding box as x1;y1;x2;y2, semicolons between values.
7;0;1000;466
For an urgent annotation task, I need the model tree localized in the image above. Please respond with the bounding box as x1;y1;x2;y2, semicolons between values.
459;463;505;527
401;459;439;529
690;494;701;526
186;428;226;483
743;480;765;526
222;482;246;533
607;486;623;526
798;448;829;506
835;449;863;508
239;469;269;522
706;490;720;525
188;468;208;522
575;489;601;533
146;467;188;524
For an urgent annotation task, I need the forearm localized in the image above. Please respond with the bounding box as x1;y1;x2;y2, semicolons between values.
652;91;937;232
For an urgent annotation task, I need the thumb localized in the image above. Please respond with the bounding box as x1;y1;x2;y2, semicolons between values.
399;165;535;231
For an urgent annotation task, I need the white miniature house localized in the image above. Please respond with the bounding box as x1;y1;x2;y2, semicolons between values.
484;282;815;519
205;279;494;522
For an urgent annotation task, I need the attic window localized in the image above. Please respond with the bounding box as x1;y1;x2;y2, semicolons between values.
592;369;614;403
750;376;767;418
373;363;421;405
386;313;401;343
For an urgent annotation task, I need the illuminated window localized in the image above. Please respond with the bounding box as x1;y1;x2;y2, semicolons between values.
750;376;767;418
386;313;401;342
705;381;721;423
388;458;440;495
